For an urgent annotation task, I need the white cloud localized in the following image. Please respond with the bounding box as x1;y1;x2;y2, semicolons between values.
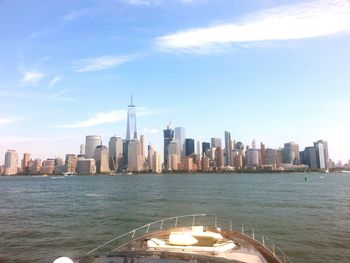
61;9;90;21
22;71;44;84
157;0;350;52
55;108;155;128
73;55;134;72
48;76;61;88
0;117;20;125
142;128;159;134
0;90;76;102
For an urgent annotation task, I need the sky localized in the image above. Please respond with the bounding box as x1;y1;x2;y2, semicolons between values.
0;0;350;164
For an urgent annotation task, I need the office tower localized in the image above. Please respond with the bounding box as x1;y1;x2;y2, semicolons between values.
147;144;155;170
4;150;18;175
140;135;145;158
283;142;300;164
303;147;318;169
151;151;162;173
40;159;55;174
174;127;186;157
77;159;96;175
168;140;180;171
30;158;42;174
252;139;256;149
126;95;137;141
211;137;222;148
201;155;210;172
314;140;329;169
260;142;266;166
163;125;174;169
215;147;224;169
94;145;110;174
235;141;244;150
224;131;232;166
313;140;328;169
80;144;85;155
65;154;77;173
196;141;202;157
265;149;277;166
109;136;124;171
85;135;102;158
202;142;210;156
21;152;31;174
128;139;142;172
247;149;260;167
185;138;195;156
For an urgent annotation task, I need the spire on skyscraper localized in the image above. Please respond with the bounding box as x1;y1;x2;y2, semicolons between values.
126;95;137;141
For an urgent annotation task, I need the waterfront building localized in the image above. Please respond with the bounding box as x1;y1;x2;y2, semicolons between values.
29;158;42;174
0;166;4;175
314;140;329;170
109;136;124;171
40;159;55;174
302;147;318;169
283;142;300;164
178;156;194;172
224;131;232;166
21;152;31;174
211;137;222;148
94;145;110;174
202;142;210;156
65;154;77;173
140;134;145;158
260;143;266;166
77;159;96;175
151;151;162;173
147;144;155;171
185;138;195;156
80;144;85;156
85;135;102;159
163;125;174;169
247;149;260;168
4;150;18;175
196;141;202;157
128;139;142;172
168;140;180;171
174;127;186;157
168;154;179;171
215;147;224;169
201;155;210;172
232;151;243;170
126;95;137;141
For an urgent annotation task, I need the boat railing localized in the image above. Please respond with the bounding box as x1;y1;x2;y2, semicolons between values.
86;214;292;263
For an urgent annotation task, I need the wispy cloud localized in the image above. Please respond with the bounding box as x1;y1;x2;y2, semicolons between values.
0;90;76;102
48;76;61;88
0;117;20;125
22;71;44;85
73;55;135;72
61;9;90;21
156;0;350;52
55;108;155;128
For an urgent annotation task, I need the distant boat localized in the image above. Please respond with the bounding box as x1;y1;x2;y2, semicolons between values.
63;172;75;176
126;172;134;175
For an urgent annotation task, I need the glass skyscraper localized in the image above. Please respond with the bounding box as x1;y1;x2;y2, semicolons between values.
126;95;137;141
163;125;174;169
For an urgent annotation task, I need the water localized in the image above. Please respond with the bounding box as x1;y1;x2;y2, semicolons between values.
0;173;349;263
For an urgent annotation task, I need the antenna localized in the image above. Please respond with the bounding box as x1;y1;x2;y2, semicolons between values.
130;93;133;105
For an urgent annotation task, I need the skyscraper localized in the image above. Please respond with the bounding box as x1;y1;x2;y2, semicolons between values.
22;152;31;174
126;95;137;141
185;138;195;156
85;135;102;159
109;136;124;171
94;145;110;174
128;139;142;171
283;142;300;164
224;131;232;166
202;142;210;156
163;125;174;169
314;140;328;169
175;127;186;157
4;150;18;175
303;146;317;169
211;137;222;148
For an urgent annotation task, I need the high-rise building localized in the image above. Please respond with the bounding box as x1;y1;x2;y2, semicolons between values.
40;159;55;174
77;159;96;175
65;154;77;173
163;125;174;169
94;145;110;174
260;142;266;166
140;135;145;158
21;152;31;174
314;140;329;170
30;158;42;174
109;136;124;171
151;151;162;173
174;127;186;157
283;142;300;164
85;135;102;158
185;139;195;156
215;147;224;169
128;139;142;172
126;95;137;141
202;142;210;156
168;140;180;171
211;137;222;148
4;150;18;175
235;141;244;150
196;141;202;157
224;131;232;166
80;144;85;156
247;149;260;167
147;144;155;170
303;146;317;169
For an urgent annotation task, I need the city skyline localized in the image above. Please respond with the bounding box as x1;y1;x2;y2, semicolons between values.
1;0;350;164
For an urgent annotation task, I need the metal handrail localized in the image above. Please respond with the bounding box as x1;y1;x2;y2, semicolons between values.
86;214;292;263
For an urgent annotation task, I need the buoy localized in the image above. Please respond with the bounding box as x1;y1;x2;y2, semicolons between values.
304;177;308;181
53;257;74;263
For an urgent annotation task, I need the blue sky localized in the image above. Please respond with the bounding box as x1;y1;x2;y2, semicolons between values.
0;0;350;164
